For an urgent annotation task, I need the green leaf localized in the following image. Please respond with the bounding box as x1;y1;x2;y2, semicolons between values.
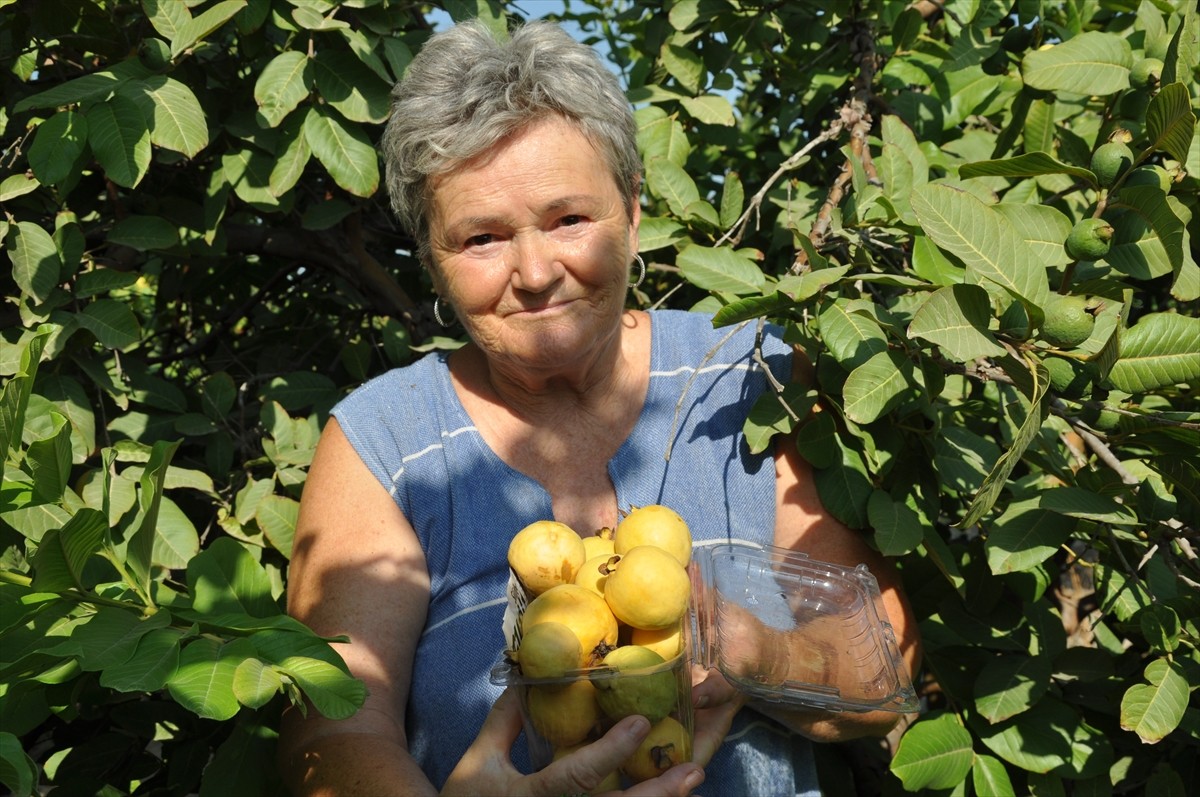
26;412;72;503
662;41;704;94
256;494;298;559
1145;82;1196;164
960;367;1048;528
993;203;1074;268
1037;487;1138;525
107;215;180;251
679;94;734;126
143;0;191;42
221;147;277;207
166;637;250;721
868;491;925;556
909;284;1006;362
1020;31;1132;95
276;656;366;720
911;184;1050;316
255;51;312;128
1120;658;1189;743
1106;313;1200;392
302;106;379;198
817;300;889;369
718;171;744;229
76;299;142;350
232;657;283;708
645;156;701;217
13;59;151;113
313;50;391;124
74;606;169;671
985;503;1074;574
676;244;766;295
27;110;89;185
270;117;311;197
812;442;872;529
974;653;1054;723
186;536;278;618
172;0;247;58
30;508;108;592
1107;185;1186;278
972;753;1016;797
0;731;37;797
99;627;182;692
130;75;209;157
1138;604;1181;654
261;372;337;412
125;440;181;598
153;496;201;570
776;264;853;303
635;108;690;168
959;152;1095;182
86;93;151;188
8;222;62;304
890;712;974;791
843;350;911;424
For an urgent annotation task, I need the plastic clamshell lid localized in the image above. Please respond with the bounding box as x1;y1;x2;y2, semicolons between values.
691;542;917;714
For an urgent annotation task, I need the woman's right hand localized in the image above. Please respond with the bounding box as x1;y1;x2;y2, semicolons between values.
440;688;705;797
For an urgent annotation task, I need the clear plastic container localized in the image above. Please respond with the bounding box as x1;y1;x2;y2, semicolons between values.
493;541;915;778
691;542;917;714
490;633;694;785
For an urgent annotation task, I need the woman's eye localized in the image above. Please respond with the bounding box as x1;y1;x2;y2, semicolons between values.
465;233;495;247
558;215;584;227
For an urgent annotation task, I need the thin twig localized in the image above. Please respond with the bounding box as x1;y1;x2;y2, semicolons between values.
664;324;747;462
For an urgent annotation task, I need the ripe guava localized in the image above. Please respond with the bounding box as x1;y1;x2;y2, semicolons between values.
1090;141;1134;187
593;645;678;724
517;621;582;680
615;505;692;566
630;622;684;661
1039;295;1095;349
621;715;691;783
522;583;619;665
527;680;599;747
508;520;586;596
1064;218;1114;261
604;546;690;631
574;554;618;596
582;527;616;559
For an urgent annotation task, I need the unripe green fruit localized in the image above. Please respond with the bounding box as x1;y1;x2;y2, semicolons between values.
1001;26;1033;53
1039;295;1095;349
1090;141;1134;187
982;49;1009;75
1042;356;1095;400
1130;57;1163;89
137;38;172;71
1064;218;1115;261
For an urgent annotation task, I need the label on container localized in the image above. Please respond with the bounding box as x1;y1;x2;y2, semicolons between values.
501;568;529;651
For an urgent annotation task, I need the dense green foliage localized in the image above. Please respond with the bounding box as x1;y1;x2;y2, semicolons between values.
2;0;1198;794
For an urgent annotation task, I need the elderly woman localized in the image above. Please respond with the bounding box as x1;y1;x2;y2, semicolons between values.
279;18;920;797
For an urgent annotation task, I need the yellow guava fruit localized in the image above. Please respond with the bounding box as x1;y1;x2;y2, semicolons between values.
603;546;690;631
614;505;692;566
630;622;684;661
508;520;586;596
574;554;619;596
527;680;599;747
553;744;621;791
582;527;616;560
622;715;692;783
593;645;678;724
522;583;619;665
517;621;582;680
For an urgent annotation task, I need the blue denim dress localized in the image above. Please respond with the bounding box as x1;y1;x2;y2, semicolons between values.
332;309;821;796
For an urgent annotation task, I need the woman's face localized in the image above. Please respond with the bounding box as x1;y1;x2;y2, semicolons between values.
427;117;639;375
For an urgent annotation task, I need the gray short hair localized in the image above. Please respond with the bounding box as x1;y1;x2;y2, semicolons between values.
380;19;641;264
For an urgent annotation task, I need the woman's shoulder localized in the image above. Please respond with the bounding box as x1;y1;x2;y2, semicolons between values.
332;350;449;420
648;308;789;362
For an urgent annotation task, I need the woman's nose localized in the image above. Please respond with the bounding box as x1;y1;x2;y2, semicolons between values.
511;234;561;292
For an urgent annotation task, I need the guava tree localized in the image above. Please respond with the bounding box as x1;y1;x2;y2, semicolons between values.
1;0;1197;795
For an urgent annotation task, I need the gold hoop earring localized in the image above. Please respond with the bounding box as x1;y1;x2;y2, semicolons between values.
629;254;646;289
433;297;455;328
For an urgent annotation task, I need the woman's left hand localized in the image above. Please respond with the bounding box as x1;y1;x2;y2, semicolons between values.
440;688;706;797
688;667;746;767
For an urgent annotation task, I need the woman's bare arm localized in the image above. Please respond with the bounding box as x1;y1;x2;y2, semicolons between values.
278;419;437;796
